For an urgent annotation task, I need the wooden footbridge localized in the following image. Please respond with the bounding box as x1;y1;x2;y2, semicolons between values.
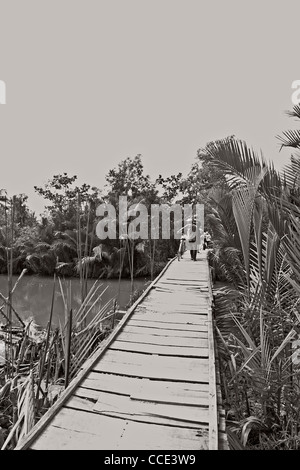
16;252;228;450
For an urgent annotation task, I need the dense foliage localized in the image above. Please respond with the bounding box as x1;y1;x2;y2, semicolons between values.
0;159;179;281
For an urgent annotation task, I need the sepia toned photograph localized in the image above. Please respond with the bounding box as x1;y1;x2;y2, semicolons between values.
0;0;300;454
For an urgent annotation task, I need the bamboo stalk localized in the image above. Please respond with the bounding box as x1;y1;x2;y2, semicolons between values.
35;275;56;401
77;192;83;304
0;293;25;327
64;309;72;388
83;202;91;300
11;269;27;295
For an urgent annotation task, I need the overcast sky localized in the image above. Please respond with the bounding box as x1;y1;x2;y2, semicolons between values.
0;0;299;215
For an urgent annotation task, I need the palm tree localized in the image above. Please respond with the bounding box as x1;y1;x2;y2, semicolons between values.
205;137;300;448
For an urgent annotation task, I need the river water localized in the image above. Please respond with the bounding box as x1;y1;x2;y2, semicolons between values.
0;274;149;329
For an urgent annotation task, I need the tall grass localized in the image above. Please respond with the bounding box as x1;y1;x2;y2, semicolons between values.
0;195;119;450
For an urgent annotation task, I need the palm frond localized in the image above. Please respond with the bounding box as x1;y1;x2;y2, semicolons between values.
277;130;300;150
286;104;300;120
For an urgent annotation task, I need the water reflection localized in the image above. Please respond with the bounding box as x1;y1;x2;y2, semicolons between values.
0;275;148;328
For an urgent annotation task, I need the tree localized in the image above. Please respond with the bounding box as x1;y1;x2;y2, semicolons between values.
34;173;102;231
105;155;158;205
101;155;175;280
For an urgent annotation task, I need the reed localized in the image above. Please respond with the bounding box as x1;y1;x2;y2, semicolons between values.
0;195;120;450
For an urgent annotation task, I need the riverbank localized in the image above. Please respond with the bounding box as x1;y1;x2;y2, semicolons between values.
0;275;149;329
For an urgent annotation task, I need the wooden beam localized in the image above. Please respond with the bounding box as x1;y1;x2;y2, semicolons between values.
206;252;218;450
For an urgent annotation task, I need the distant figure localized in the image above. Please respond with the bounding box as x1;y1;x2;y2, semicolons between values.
203;231;212;250
206;231;212;248
177;236;186;261
203;233;207;250
186;222;198;261
198;228;204;253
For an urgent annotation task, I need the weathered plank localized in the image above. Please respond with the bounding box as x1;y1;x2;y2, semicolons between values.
81;372;210;400
208;303;218;449
117;420;209;450
143;296;210;305
97;349;209;369
122;324;207;338
32;417;208;450
32;405;207;450
90;390;209;425
65;394;204;428
135;306;209;315
128;319;208;332
129;380;209;406
109;340;209;357
116;331;208;348
93;350;209;383
30;424;124;450
132;312;209;325
30;408;127;449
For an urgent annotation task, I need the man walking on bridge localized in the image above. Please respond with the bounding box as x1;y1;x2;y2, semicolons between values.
186;220;198;261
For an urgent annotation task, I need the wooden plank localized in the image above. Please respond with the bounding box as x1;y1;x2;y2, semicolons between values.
138;297;209;305
218;430;229;450
64;390;209;424
75;386;102;401
65;394;202;428
93;350;209;383
81;372;210;400
117;420;209;450
162;288;209;292
164;278;209;283
219;414;226;433
141;295;209;301
144;295;209;304
81;372;146;396
154;284;208;290
174;278;207;280
30;408;127;450
90;390;209;425
161;278;207;281
92;361;208;383
31;418;208;450
155;288;208;292
61;393;206;429
135;302;208;310
122;324;207;338
138;291;202;299
31;398;209;450
139;305;209;314
117;331;208;348
133;312;209;325
99;349;209;368
128;319;208;332
109;340;209;357
129;380;209;406
145;289;209;296
31;425;124;450
134;307;209;315
208;303;218;450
